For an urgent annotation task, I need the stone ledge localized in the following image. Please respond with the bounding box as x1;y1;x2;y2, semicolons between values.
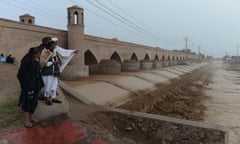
34;87;69;121
106;107;229;144
59;80;93;105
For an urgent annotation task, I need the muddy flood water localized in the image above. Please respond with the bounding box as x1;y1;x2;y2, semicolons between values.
203;61;240;143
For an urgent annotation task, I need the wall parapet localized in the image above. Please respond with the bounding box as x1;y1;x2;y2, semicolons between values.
85;34;163;51
0;18;66;36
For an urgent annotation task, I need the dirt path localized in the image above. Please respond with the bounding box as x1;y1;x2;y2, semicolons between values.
203;61;240;144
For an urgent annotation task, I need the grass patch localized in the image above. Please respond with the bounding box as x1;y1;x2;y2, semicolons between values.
0;97;23;128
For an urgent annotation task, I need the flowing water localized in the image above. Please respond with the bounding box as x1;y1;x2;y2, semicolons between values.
203;61;240;144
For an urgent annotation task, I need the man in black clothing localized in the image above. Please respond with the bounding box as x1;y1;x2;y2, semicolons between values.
17;47;43;128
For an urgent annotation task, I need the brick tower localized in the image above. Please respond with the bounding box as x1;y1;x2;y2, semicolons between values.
19;14;35;24
61;5;89;80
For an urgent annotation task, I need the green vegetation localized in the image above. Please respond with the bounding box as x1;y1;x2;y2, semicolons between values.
122;138;143;144
96;130;115;141
0;97;23;129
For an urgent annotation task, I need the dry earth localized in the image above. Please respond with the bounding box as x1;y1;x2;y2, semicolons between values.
0;63;19;103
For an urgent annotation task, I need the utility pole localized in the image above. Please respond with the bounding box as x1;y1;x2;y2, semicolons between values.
237;44;239;62
185;37;188;50
237;44;239;57
184;37;188;62
198;46;201;63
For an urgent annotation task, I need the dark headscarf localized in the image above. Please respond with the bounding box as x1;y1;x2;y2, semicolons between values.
42;37;52;44
21;47;40;63
38;37;51;52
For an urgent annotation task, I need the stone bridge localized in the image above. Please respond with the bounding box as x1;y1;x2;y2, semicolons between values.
0;5;198;80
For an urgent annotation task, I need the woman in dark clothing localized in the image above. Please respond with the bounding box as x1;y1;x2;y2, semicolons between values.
17;47;43;128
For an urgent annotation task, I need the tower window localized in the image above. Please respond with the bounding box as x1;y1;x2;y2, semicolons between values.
74;11;78;24
28;19;32;24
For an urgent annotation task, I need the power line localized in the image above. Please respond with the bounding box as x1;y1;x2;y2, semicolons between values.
1;0;65;28
94;0;160;41
67;0;158;45
22;0;67;20
85;0;184;47
86;0;161;44
106;0;183;44
11;0;66;24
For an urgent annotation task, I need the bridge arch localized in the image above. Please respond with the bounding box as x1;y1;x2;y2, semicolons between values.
110;51;122;63
144;54;150;60
84;50;98;65
162;55;165;60
154;55;159;61
167;55;171;60
130;53;138;61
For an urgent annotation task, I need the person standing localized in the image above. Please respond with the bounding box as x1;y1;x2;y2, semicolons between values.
40;37;62;105
38;36;52;101
17;47;43;128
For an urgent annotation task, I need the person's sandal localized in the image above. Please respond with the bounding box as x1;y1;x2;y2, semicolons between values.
31;118;40;124
24;121;33;128
52;99;62;103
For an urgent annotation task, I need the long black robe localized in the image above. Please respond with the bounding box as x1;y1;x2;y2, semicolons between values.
17;57;43;113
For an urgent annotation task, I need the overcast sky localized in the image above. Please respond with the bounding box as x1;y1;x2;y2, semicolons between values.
1;0;240;57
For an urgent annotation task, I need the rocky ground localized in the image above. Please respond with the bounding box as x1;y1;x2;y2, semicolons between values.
0;63;226;144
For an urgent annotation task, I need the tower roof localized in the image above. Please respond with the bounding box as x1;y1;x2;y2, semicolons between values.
68;5;83;10
20;13;35;18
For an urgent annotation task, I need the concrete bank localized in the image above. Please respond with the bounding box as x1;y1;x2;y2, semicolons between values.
60;63;206;107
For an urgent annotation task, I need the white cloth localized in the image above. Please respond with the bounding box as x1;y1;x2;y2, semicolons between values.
55;46;76;72
42;76;58;98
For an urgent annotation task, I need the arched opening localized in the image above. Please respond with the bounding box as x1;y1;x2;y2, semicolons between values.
168;56;170;60
144;54;150;60
162;55;165;60
81;12;84;25
172;56;175;61
110;52;121;64
21;19;24;22
74;11;78;24
130;53;138;61
176;56;179;61
155;55;159;61
28;19;32;24
84;50;97;65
